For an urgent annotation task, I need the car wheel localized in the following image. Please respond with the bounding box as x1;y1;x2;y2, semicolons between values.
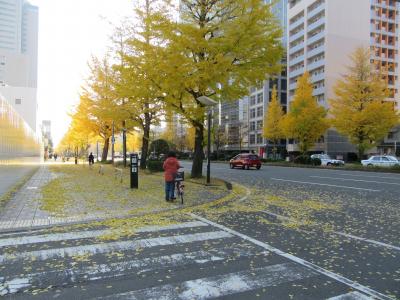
242;164;245;169
256;165;261;170
367;164;373;167
327;162;332;166
229;163;234;169
245;164;250;170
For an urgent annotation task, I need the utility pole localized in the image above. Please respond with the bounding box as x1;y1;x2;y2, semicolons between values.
123;121;127;167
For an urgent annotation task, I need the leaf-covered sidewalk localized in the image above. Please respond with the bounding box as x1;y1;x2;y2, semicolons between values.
0;164;230;231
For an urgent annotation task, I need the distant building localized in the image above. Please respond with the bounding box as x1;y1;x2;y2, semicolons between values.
0;0;39;132
41;120;53;159
287;0;400;158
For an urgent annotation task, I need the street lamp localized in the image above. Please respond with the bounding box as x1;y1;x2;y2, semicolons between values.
197;96;218;184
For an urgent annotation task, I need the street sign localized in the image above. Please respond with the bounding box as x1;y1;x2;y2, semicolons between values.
130;153;139;189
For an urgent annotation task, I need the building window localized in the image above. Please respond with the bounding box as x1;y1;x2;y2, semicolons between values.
15;98;21;105
257;120;263;130
250;134;256;145
250;95;256;106
257;133;263;144
250;121;256;131
250;108;256;118
257;93;263;104
257;106;263;117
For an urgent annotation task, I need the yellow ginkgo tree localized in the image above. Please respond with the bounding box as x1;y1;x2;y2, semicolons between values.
329;47;399;160
263;86;285;158
282;72;329;155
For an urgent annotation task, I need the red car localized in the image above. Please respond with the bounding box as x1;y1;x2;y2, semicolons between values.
229;153;262;170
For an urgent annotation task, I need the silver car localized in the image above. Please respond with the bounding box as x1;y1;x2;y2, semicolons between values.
311;154;345;166
361;155;400;167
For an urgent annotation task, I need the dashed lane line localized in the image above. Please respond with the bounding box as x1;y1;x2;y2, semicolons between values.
189;213;392;300
270;178;381;192
309;176;400;186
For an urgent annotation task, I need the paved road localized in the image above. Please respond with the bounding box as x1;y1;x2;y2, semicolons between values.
0;163;398;299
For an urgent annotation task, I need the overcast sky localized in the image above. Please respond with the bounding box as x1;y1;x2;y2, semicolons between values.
30;0;134;146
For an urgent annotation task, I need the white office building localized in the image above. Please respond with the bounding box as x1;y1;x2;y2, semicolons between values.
288;0;400;158
0;0;39;132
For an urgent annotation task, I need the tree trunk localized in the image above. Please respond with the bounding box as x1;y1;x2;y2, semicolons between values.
358;146;364;162
191;124;204;178
140;122;150;170
101;137;110;162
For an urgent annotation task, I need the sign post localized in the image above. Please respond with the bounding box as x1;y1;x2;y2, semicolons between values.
130;153;139;189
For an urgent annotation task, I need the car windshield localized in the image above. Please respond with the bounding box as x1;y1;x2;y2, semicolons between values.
386;156;398;162
246;155;259;160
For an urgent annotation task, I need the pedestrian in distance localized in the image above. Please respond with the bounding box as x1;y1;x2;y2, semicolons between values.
163;151;181;202
88;152;95;165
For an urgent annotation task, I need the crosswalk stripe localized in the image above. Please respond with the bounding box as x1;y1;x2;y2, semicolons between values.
0;247;260;296
190;213;393;300
327;291;374;300
93;262;317;300
0;230;233;264
0;221;209;248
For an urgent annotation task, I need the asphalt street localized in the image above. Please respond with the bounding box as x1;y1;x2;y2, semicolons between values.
0;163;398;299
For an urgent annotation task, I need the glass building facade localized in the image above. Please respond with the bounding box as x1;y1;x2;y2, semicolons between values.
0;93;41;164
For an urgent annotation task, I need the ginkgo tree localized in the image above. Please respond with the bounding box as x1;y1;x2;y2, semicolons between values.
158;0;283;177
263;86;285;158
282;72;329;155
329;47;399;160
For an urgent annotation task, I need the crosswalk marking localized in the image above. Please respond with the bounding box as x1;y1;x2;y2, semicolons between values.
93;262;317;300
0;247;259;296
327;291;374;300
190;213;393;300
0;221;209;248
0;230;233;264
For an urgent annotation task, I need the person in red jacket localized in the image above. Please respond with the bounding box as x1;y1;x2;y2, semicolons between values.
163;151;181;202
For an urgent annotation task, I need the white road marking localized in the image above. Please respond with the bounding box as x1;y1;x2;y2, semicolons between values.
339;173;400;180
261;210;400;252
0;247;258;296
190;213;392;300
327;291;374;300
94;262;317;300
270;178;380;192
0;230;233;264
0;221;209;248
310;176;400;186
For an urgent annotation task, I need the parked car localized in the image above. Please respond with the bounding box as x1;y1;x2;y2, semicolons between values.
229;153;261;170
361;155;400;167
310;154;345;166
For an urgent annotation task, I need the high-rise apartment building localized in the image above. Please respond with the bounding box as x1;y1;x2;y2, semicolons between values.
288;0;400;158
0;0;39;132
222;0;288;157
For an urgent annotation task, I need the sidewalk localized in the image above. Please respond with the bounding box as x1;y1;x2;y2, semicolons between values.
0;164;231;231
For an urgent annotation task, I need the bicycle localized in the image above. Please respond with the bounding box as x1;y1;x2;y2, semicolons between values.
175;170;185;205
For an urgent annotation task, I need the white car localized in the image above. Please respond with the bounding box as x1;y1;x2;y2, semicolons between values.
361;155;400;167
311;154;345;166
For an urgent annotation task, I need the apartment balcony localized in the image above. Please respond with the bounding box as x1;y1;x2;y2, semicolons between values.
373;42;397;50
289;16;305;32
307;17;325;33
289;54;305;67
290;67;305;78
289;30;305;43
311;72;325;83
289;42;305;55
307;4;325;20
288;81;298;91
307;59;325;71
307;44;325;58
312;86;325;96
307;31;325;46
